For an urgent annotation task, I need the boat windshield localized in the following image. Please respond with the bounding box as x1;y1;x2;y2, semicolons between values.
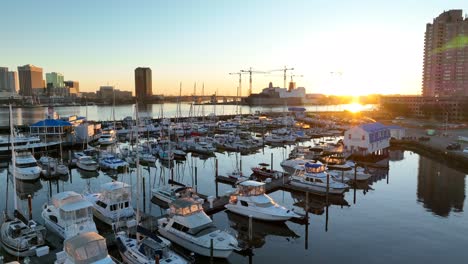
69;239;108;264
189;223;218;237
171;202;203;216
16;162;38;168
60;207;92;220
239;185;265;196
305;165;326;173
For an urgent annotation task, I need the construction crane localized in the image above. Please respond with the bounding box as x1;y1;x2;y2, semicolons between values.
268;66;294;89
265;73;304;87
229;72;243;98
240;67;268;96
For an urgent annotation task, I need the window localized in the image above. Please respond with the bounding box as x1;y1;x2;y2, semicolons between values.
362;135;365;141
241;201;248;207
348;134;351;139
96;201;107;209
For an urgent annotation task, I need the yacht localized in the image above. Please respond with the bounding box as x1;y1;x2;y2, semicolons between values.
54;232;115;264
329;161;372;181
98;129;117;145
85;181;135;227
157;198;239;258
251;163;286;179
115;226;190;264
76;156;99;171
99;153;129;170
290;162;349;195
152;185;201;205
42;191;98;239
0;218;47;257
10;151;41;181
225;180;298;221
280;158;314;174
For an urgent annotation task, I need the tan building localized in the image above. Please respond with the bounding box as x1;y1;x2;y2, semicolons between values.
65;80;80;94
18;64;44;96
134;67;152;101
422;10;468;97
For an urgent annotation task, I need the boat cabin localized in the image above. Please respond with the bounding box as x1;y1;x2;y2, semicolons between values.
94;182;132;212
304;162;326;174
170;198;203;216
237;180;266;196
51;191;93;222
63;232;110;264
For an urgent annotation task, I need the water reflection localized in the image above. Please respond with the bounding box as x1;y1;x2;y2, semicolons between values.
226;211;299;250
291;191;349;215
417;155;465;217
15;178;43;200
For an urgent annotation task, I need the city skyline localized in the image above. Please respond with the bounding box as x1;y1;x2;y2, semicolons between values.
2;1;468;96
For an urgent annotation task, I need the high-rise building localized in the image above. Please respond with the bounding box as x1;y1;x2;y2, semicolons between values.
422;10;468;97
18;64;44;96
64;80;79;94
134;67;152;101
8;71;19;93
46;72;64;88
0;67;8;92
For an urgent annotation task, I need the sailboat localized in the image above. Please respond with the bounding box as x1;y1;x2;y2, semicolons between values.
1;105;47;257
115;102;190;264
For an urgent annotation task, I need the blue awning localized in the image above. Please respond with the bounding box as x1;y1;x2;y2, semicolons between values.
31;119;72;127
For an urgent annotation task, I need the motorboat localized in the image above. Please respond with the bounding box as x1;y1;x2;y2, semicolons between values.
76;156;99;171
10;151;41;181
39;156;69;177
225;180;298;221
99;154;129;170
227;169;249;183
280;158;314;174
251;163;286;179
157;198;239;258
54;232;115;264
98;129;117;145
85;181;135;227
290;162;349;195
152;185;201;205
115;226;190;264
42;191;98;239
0;217;47;257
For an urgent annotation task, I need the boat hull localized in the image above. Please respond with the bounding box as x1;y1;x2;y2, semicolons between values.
158;228;234;258
225;204;293;221
290;179;347;195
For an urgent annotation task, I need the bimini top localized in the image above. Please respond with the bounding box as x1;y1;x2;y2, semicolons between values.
305;162;323;168
64;232;108;264
238;180;265;187
31;119;72;127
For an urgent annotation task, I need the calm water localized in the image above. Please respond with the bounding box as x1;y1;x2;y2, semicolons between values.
0;141;467;263
0;103;374;126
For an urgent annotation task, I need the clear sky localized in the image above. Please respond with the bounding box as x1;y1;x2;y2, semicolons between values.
1;0;467;96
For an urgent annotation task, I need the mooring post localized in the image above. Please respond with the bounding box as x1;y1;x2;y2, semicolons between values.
271;153;273;170
249;215;253;241
27;195;32;220
215;158;218;178
142;177;146;213
195;166;198;193
210;238;214;263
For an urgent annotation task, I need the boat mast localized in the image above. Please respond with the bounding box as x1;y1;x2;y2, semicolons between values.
135;102;141;242
9;104;18;212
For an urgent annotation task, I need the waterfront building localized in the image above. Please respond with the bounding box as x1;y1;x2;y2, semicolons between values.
343;122;390;155
8;71;19;93
134;67;152;102
64;80;79;94
46;72;64;88
97;86;114;100
387;125;406;140
422;10;468;97
18;64;44;96
0;67;8;92
381;95;468;121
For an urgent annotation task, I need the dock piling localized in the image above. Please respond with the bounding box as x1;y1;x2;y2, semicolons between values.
195;166;198;193
27;195;32;220
210;238;214;263
271;153;273;170
142;177;146;213
248;215;253;240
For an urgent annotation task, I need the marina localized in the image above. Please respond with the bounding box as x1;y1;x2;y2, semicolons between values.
0;106;466;263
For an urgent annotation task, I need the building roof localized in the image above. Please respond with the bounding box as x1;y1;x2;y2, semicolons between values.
359;122;388;132
31;119;72;127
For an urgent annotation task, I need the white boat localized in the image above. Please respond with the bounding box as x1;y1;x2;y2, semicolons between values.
151;185;201;205
99;154;129;170
9;151;41;181
1;105;47;257
39;156;69;177
225;180;299;221
76;156;99;171
290;162;349;195
98;129;117;145
280;158;314;174
85;181;135;227
329;161;372;181
158;198;239;258
42;191;98;239
115;227;189;264
227;169;249;182
54;232;115;264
